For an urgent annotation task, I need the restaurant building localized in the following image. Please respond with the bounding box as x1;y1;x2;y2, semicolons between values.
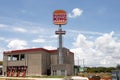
3;47;74;76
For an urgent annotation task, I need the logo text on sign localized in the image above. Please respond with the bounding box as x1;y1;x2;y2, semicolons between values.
53;10;67;25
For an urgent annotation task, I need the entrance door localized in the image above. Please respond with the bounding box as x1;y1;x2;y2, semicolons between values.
47;69;51;76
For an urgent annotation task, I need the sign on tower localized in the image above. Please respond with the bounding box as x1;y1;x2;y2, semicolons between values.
53;10;67;25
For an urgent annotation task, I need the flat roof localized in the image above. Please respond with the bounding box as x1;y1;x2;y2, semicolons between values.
3;48;74;55
4;48;56;54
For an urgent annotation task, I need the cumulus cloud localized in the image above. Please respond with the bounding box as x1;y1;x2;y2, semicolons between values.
13;27;27;33
68;8;83;18
73;34;94;48
32;38;45;43
7;39;28;50
71;32;120;67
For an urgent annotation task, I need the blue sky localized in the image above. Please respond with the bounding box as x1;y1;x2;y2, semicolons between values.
0;0;120;67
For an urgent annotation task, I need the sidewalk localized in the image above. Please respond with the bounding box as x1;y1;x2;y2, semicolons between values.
0;77;65;80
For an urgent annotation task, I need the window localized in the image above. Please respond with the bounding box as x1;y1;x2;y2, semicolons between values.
66;50;69;56
20;54;25;60
61;70;65;76
8;55;11;61
53;70;57;76
12;55;19;61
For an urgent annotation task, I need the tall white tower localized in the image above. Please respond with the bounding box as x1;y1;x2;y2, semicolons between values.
53;10;67;64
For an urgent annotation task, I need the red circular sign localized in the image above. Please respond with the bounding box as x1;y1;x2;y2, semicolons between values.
53;10;67;25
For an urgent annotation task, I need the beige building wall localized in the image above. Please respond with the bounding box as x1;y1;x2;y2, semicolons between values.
62;48;74;75
3;54;8;75
27;51;42;76
50;48;74;76
3;48;74;76
50;53;58;65
50;48;74;65
3;50;49;76
41;51;50;75
3;52;27;76
27;50;50;76
62;48;74;65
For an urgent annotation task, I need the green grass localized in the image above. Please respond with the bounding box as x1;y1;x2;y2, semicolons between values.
78;72;112;78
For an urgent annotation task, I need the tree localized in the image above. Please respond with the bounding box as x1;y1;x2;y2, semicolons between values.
86;67;115;73
116;64;120;70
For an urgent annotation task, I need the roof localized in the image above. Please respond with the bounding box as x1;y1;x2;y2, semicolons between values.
3;48;57;54
3;48;74;55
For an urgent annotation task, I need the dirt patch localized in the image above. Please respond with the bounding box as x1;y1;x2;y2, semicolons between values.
0;79;6;80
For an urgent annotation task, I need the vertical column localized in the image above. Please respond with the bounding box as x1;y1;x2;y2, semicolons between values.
55;25;66;64
53;10;67;76
58;25;63;64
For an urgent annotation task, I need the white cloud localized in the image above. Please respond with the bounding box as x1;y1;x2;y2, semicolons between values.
68;8;83;18
0;47;6;61
0;24;7;28
50;35;58;38
30;30;39;34
0;37;5;41
73;34;94;48
68;30;103;35
43;46;57;50
95;32;116;52
0;37;11;42
100;56;114;66
71;32;120;67
32;38;45;43
13;27;27;33
7;39;28;50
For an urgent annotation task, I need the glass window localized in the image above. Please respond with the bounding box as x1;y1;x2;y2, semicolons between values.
8;55;11;61
61;70;65;76
53;70;55;75
54;70;56;75
53;70;57;76
66;51;69;56
20;54;25;60
12;55;19;61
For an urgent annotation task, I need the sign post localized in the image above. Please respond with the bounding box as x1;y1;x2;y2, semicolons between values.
53;10;67;64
